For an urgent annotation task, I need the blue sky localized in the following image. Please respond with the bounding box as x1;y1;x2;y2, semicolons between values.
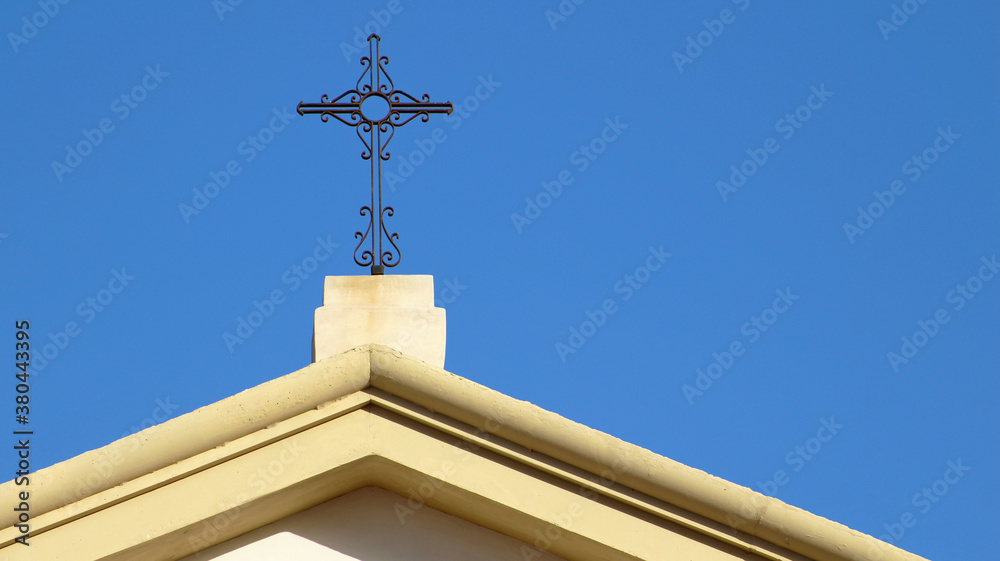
2;1;997;559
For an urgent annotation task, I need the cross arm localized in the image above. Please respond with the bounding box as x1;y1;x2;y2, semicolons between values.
296;89;365;122
391;102;453;114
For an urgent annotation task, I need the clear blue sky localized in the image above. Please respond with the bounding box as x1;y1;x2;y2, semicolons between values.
2;2;997;559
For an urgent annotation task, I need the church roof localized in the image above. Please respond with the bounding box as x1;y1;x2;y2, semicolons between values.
0;344;926;561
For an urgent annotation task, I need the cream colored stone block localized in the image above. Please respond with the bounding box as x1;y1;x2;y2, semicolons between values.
313;275;446;367
322;275;436;307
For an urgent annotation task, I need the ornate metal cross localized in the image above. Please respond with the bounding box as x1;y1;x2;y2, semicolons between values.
298;34;452;275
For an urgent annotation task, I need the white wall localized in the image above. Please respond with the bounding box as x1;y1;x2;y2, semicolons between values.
182;487;569;561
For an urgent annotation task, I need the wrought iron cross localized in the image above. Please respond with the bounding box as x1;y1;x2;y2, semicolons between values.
298;34;452;275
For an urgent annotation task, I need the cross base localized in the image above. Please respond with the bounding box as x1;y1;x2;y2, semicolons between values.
372;265;385;276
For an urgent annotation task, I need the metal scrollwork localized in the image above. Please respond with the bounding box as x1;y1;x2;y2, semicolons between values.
298;34;452;274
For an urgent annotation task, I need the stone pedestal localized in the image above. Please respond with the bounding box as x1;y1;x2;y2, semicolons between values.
313;275;446;368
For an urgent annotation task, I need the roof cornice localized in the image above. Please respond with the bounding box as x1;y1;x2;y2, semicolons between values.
0;346;927;561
